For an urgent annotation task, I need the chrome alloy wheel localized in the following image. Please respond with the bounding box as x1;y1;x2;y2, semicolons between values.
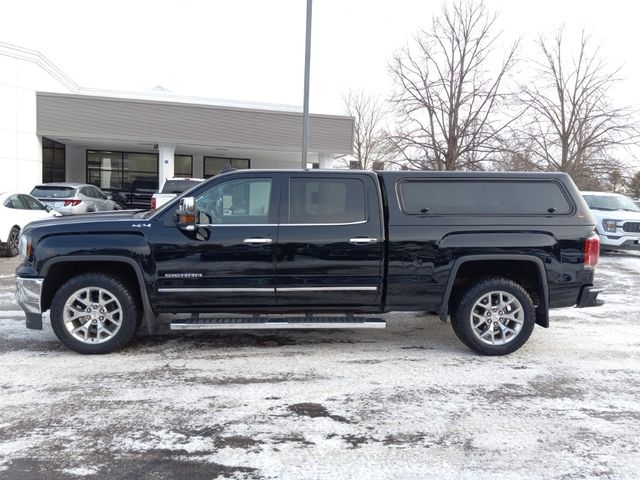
63;287;123;344
8;228;19;256
470;290;524;346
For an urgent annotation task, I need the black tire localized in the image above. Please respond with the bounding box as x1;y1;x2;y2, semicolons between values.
3;226;20;257
50;273;138;354
451;277;535;356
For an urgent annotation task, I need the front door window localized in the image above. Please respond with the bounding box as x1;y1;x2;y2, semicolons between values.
195;178;272;225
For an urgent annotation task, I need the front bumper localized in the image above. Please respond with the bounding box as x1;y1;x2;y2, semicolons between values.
576;285;604;308
15;277;44;330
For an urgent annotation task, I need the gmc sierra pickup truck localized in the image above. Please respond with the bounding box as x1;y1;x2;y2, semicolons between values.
16;170;603;355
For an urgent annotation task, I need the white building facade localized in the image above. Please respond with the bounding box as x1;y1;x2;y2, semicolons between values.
1;42;353;197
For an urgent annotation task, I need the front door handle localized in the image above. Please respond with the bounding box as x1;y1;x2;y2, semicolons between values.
349;237;378;244
243;238;273;245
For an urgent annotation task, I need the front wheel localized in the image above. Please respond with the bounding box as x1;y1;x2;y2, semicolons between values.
451;277;536;356
3;226;20;257
50;273;138;354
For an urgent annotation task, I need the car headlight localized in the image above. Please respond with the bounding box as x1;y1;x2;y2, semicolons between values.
19;235;32;261
602;219;619;233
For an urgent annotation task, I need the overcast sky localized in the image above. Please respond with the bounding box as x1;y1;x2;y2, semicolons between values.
4;0;640;118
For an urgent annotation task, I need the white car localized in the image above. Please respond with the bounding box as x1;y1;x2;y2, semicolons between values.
582;191;640;251
1;192;60;256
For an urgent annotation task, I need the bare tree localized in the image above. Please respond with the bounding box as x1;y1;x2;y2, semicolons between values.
388;0;518;171
340;90;390;170
628;171;640;198
519;28;638;188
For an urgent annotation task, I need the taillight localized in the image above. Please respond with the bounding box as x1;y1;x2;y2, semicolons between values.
63;200;81;207
584;234;600;269
150;197;156;209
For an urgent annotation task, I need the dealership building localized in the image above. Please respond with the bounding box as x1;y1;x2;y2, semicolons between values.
0;41;354;196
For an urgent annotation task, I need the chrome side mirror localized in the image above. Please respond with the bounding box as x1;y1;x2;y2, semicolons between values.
176;197;196;231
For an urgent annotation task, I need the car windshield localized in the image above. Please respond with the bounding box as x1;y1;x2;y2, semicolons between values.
161;179;202;194
583;194;640;212
30;186;76;198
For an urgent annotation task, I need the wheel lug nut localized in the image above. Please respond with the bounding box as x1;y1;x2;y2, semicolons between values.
92;319;97;325
99;316;104;321
86;308;91;312
100;309;105;314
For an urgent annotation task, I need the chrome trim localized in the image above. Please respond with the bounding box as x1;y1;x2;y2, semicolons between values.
196;223;278;227
171;320;387;331
158;287;275;293
15;277;43;314
276;286;378;292
281;220;368;227
159;286;378;293
243;238;273;244
349;237;378;244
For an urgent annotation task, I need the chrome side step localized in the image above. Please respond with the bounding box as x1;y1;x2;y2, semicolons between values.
170;316;386;331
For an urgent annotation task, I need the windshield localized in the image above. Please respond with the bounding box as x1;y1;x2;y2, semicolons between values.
30;186;76;198
583;194;640;212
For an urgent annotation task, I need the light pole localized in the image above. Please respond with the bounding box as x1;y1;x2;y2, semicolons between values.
301;0;312;169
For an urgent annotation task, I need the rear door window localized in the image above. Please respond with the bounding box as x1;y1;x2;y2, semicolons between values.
288;177;366;224
399;180;572;216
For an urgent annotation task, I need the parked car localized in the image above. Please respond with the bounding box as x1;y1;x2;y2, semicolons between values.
129;178;158;210
0;192;59;256
30;183;120;215
16;170;603;355
582;191;640;251
151;177;204;209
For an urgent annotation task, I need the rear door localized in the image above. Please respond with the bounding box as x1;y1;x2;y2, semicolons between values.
275;173;384;307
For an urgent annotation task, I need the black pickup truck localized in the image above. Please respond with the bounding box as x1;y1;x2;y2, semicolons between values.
15;169;603;355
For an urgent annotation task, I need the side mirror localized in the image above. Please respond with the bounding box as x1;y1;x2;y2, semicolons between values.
176;197;196;231
45;205;53;212
106;193;113;201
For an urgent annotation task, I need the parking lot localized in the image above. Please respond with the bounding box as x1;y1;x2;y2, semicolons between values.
0;253;639;480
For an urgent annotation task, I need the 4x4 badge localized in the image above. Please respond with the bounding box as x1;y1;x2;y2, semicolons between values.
131;223;152;228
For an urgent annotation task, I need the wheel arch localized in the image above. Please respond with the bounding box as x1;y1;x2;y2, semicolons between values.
41;256;156;332
438;255;550;328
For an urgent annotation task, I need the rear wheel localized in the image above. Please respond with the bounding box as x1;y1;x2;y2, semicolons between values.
50;273;138;354
451;277;535;356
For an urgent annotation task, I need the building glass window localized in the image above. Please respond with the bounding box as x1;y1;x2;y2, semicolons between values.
42;138;66;183
175;155;193;178
203;156;250;178
87;150;158;193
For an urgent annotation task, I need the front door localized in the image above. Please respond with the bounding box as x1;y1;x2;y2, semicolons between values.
151;174;279;311
275;173;384;308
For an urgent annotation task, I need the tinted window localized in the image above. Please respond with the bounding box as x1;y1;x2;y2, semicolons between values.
92;187;107;200
31;186;76;198
22;195;46;210
162;179;202;194
196;178;272;224
5;195;27;209
399;180;572;215
288;178;366;224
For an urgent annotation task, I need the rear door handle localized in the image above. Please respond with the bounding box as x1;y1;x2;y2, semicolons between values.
349;237;378;244
243;238;273;245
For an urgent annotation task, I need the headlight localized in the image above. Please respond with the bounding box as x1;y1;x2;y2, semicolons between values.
602;219;619;233
19;235;32;261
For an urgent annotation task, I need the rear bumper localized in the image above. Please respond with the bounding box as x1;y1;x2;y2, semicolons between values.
15;277;44;329
576;285;604;308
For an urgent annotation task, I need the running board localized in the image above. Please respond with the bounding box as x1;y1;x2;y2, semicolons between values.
170;316;386;331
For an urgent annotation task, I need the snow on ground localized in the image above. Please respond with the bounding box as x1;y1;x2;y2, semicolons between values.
0;253;639;480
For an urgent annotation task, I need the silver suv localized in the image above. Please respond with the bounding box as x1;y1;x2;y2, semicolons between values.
30;183;120;215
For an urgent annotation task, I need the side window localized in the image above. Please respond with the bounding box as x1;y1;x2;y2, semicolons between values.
5;195;27;209
92;187;107;200
288;177;366;224
195;178;272;224
22;195;46;210
79;187;92;198
399;180;573;216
